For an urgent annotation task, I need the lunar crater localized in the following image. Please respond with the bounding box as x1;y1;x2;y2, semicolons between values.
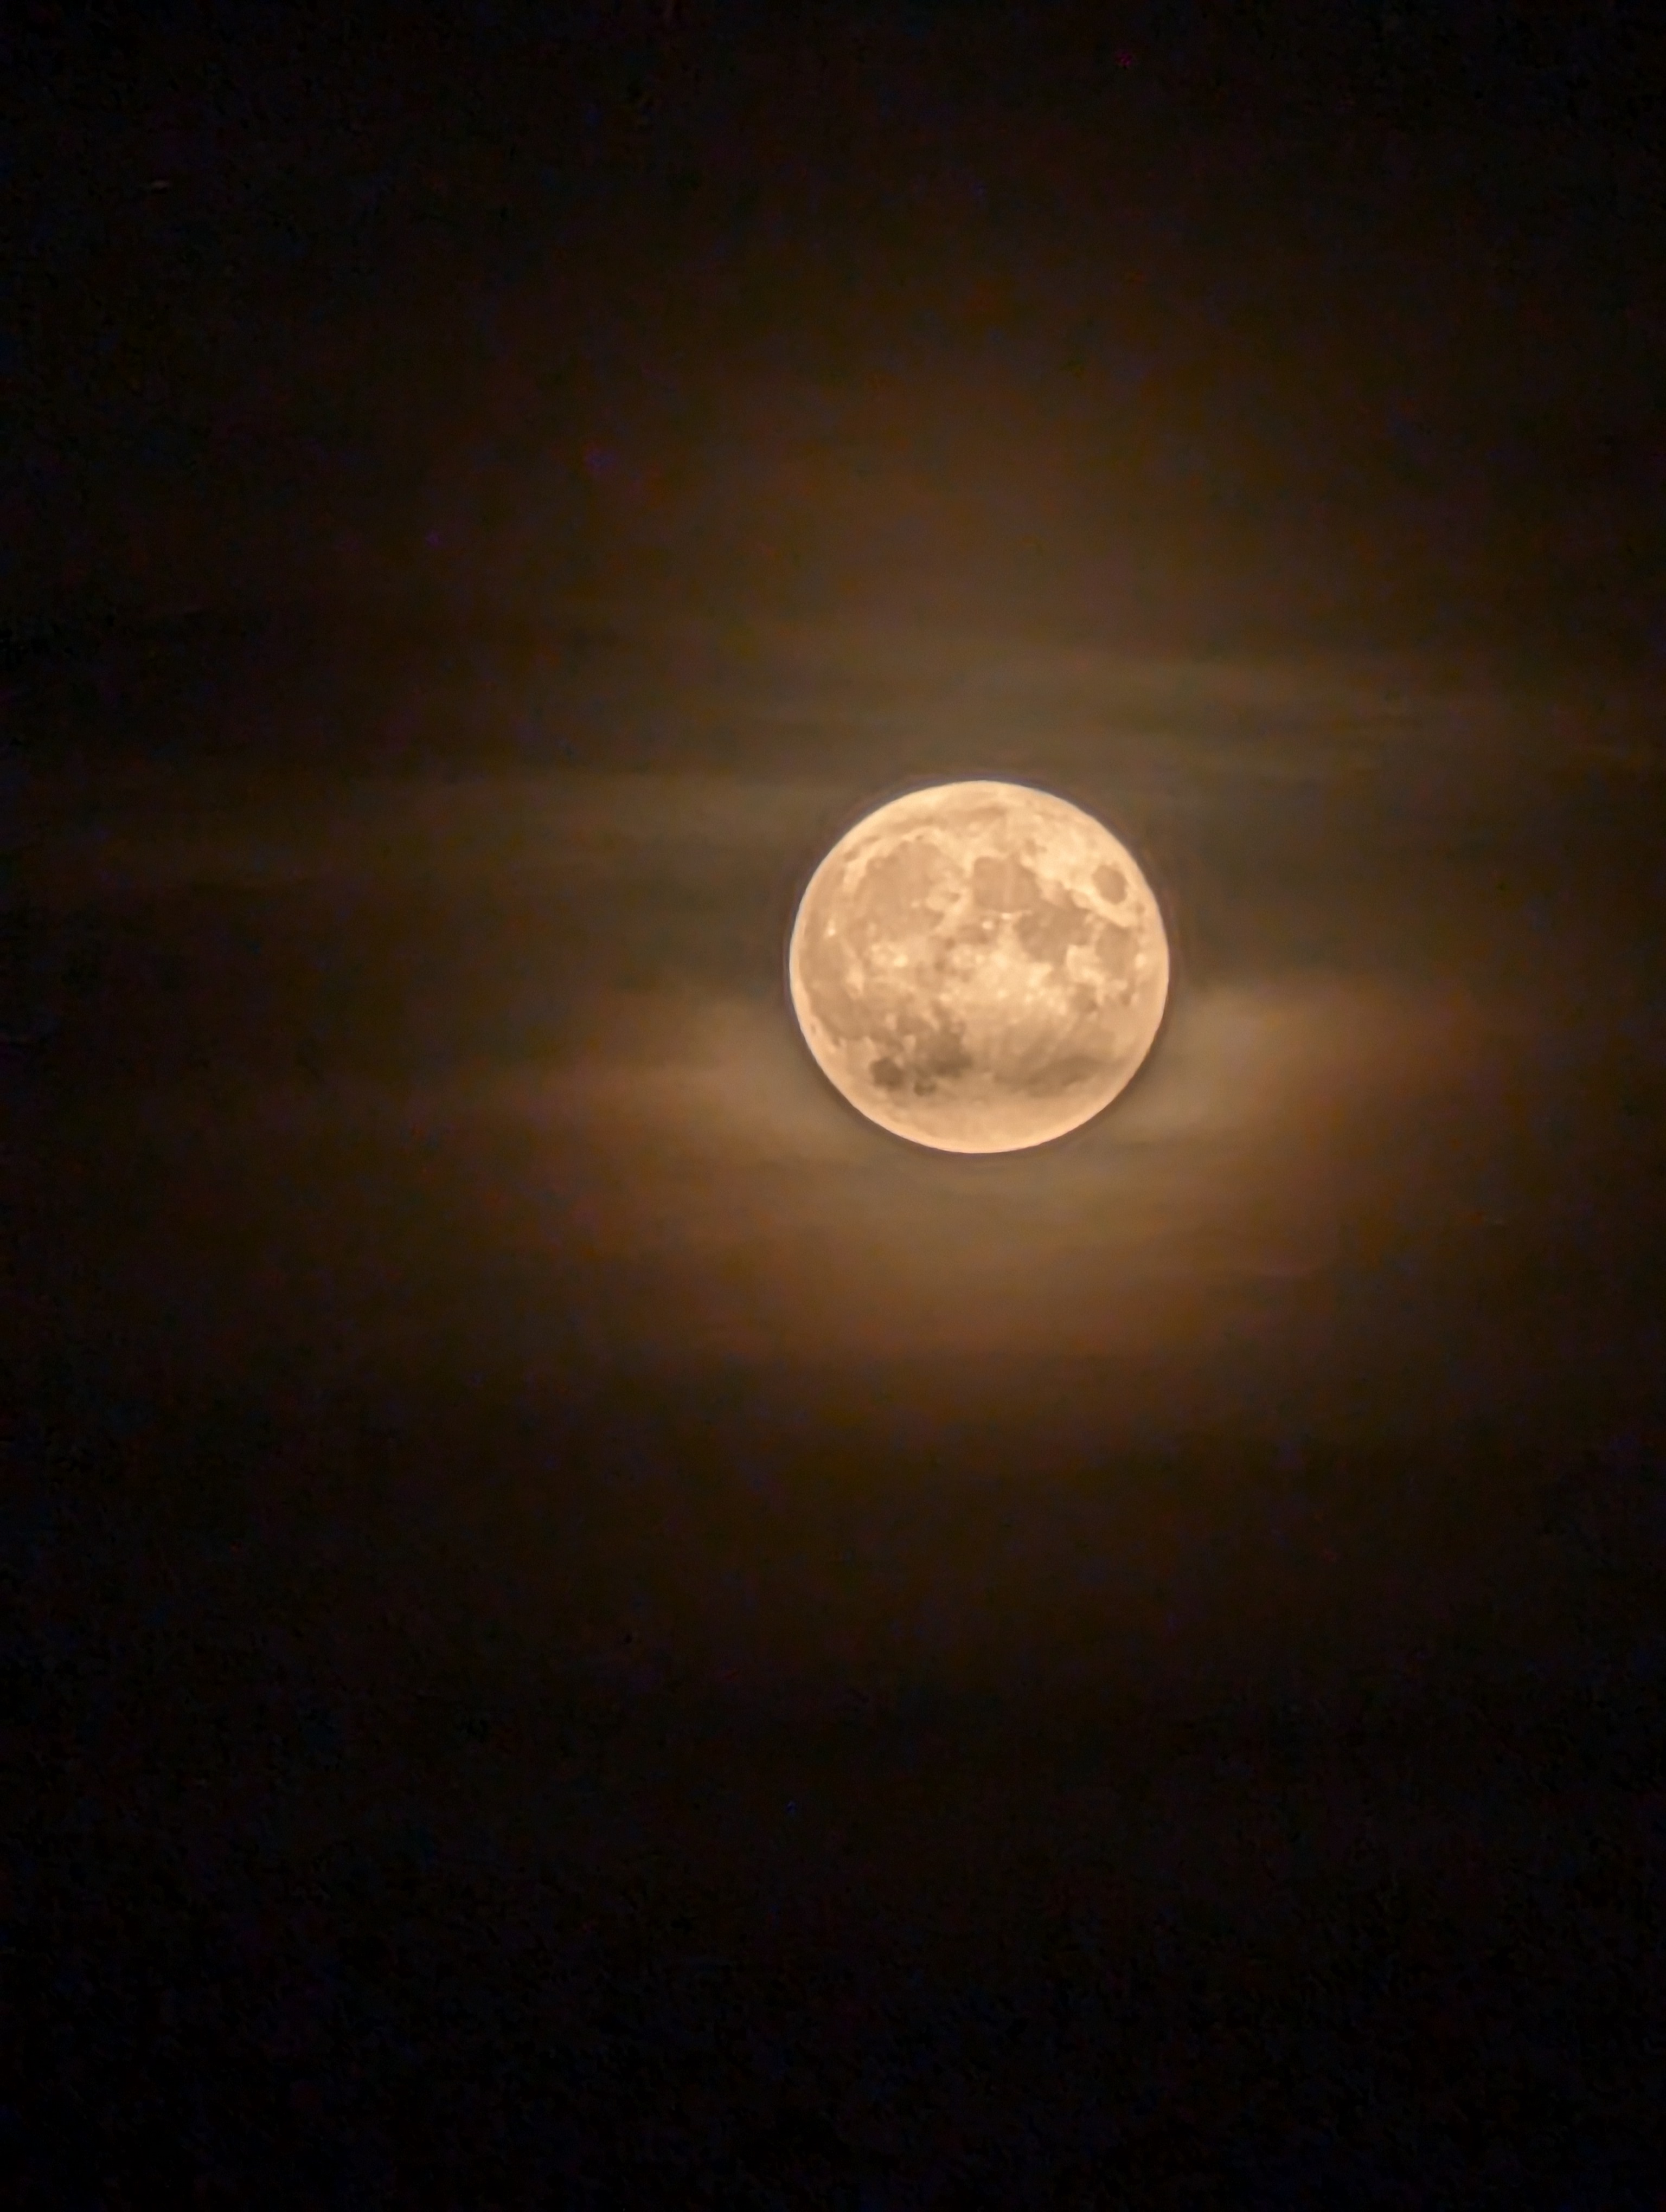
789;781;1169;1154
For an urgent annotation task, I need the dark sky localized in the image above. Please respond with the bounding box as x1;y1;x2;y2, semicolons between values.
5;2;1664;655
9;6;1666;2198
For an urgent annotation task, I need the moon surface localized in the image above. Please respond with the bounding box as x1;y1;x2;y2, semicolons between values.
788;780;1170;1153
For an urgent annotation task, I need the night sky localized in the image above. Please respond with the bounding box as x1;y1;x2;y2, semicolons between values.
10;5;1666;2201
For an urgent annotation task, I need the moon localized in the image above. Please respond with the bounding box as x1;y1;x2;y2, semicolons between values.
788;780;1170;1153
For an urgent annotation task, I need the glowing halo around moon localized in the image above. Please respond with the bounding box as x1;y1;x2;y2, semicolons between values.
787;780;1170;1154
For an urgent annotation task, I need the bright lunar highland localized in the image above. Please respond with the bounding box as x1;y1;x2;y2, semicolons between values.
789;780;1170;1153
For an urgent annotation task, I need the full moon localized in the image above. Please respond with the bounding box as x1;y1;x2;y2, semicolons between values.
789;780;1170;1153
